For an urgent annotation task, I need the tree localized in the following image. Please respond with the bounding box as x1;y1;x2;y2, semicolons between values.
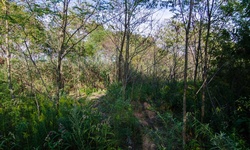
102;0;158;97
156;20;184;81
201;0;215;123
176;0;194;147
0;0;14;99
193;0;206;85
25;0;100;111
209;0;250;142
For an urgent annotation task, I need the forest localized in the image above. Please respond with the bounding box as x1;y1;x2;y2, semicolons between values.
0;0;249;149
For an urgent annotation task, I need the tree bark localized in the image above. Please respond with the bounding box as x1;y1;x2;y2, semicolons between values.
202;0;214;123
118;27;126;82
194;14;203;86
56;0;68;111
123;0;131;98
4;0;14;99
180;0;194;148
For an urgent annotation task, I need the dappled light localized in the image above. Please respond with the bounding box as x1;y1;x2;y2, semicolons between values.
0;0;249;149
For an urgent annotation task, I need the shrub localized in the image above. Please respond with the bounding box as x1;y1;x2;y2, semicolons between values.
100;83;141;149
149;111;182;150
67;105;116;150
186;114;248;150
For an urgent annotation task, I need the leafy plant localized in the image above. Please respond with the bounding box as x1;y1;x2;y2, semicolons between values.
100;83;141;149
186;114;248;150
43;124;71;150
68;105;116;150
149;111;182;150
0;132;20;150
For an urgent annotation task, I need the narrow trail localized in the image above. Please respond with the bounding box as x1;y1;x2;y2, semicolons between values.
133;102;157;150
86;91;106;101
89;92;157;150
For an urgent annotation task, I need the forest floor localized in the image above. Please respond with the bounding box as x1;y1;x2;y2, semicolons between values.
133;101;157;150
88;91;157;150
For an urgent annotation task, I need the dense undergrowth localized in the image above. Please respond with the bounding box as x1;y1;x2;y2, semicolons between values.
0;78;140;149
124;74;249;149
0;0;249;149
0;71;249;149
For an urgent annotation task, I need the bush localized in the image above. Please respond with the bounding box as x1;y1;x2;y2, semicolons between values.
186;114;248;150
100;83;141;149
67;105;116;150
149;111;182;150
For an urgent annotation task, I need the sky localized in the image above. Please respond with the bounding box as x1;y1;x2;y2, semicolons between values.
30;0;174;36
136;8;173;36
153;8;173;21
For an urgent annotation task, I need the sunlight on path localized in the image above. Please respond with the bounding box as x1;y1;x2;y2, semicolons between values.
86;90;106;101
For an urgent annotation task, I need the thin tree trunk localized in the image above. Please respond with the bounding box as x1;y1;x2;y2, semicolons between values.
6;22;14;99
123;0;130;98
4;0;14;99
56;55;63;109
118;12;127;82
171;46;177;81
56;0;68;111
118;1;129;83
202;0;214;123
194;16;203;85
180;0;194;148
118;47;124;82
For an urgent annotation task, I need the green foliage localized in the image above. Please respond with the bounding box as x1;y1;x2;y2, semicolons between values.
80;87;98;96
84;25;107;56
100;83;141;148
0;92;55;149
186;114;248;150
0;0;249;149
42;101;117;150
1;75;122;150
68;106;116;150
43;129;71;150
149;112;182;150
105;82;123;100
0;132;20;149
159;81;183;112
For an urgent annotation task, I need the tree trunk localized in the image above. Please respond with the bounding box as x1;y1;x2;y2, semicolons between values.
180;0;194;148
194;16;203;86
4;0;14;99
56;0;68;111
118;47;124;82
118;0;128;83
56;55;63;109
123;0;130;98
202;0;213;123
118;29;126;82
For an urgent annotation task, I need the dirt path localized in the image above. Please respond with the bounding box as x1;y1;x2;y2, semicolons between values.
90;93;157;150
86;91;106;100
133;102;157;150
